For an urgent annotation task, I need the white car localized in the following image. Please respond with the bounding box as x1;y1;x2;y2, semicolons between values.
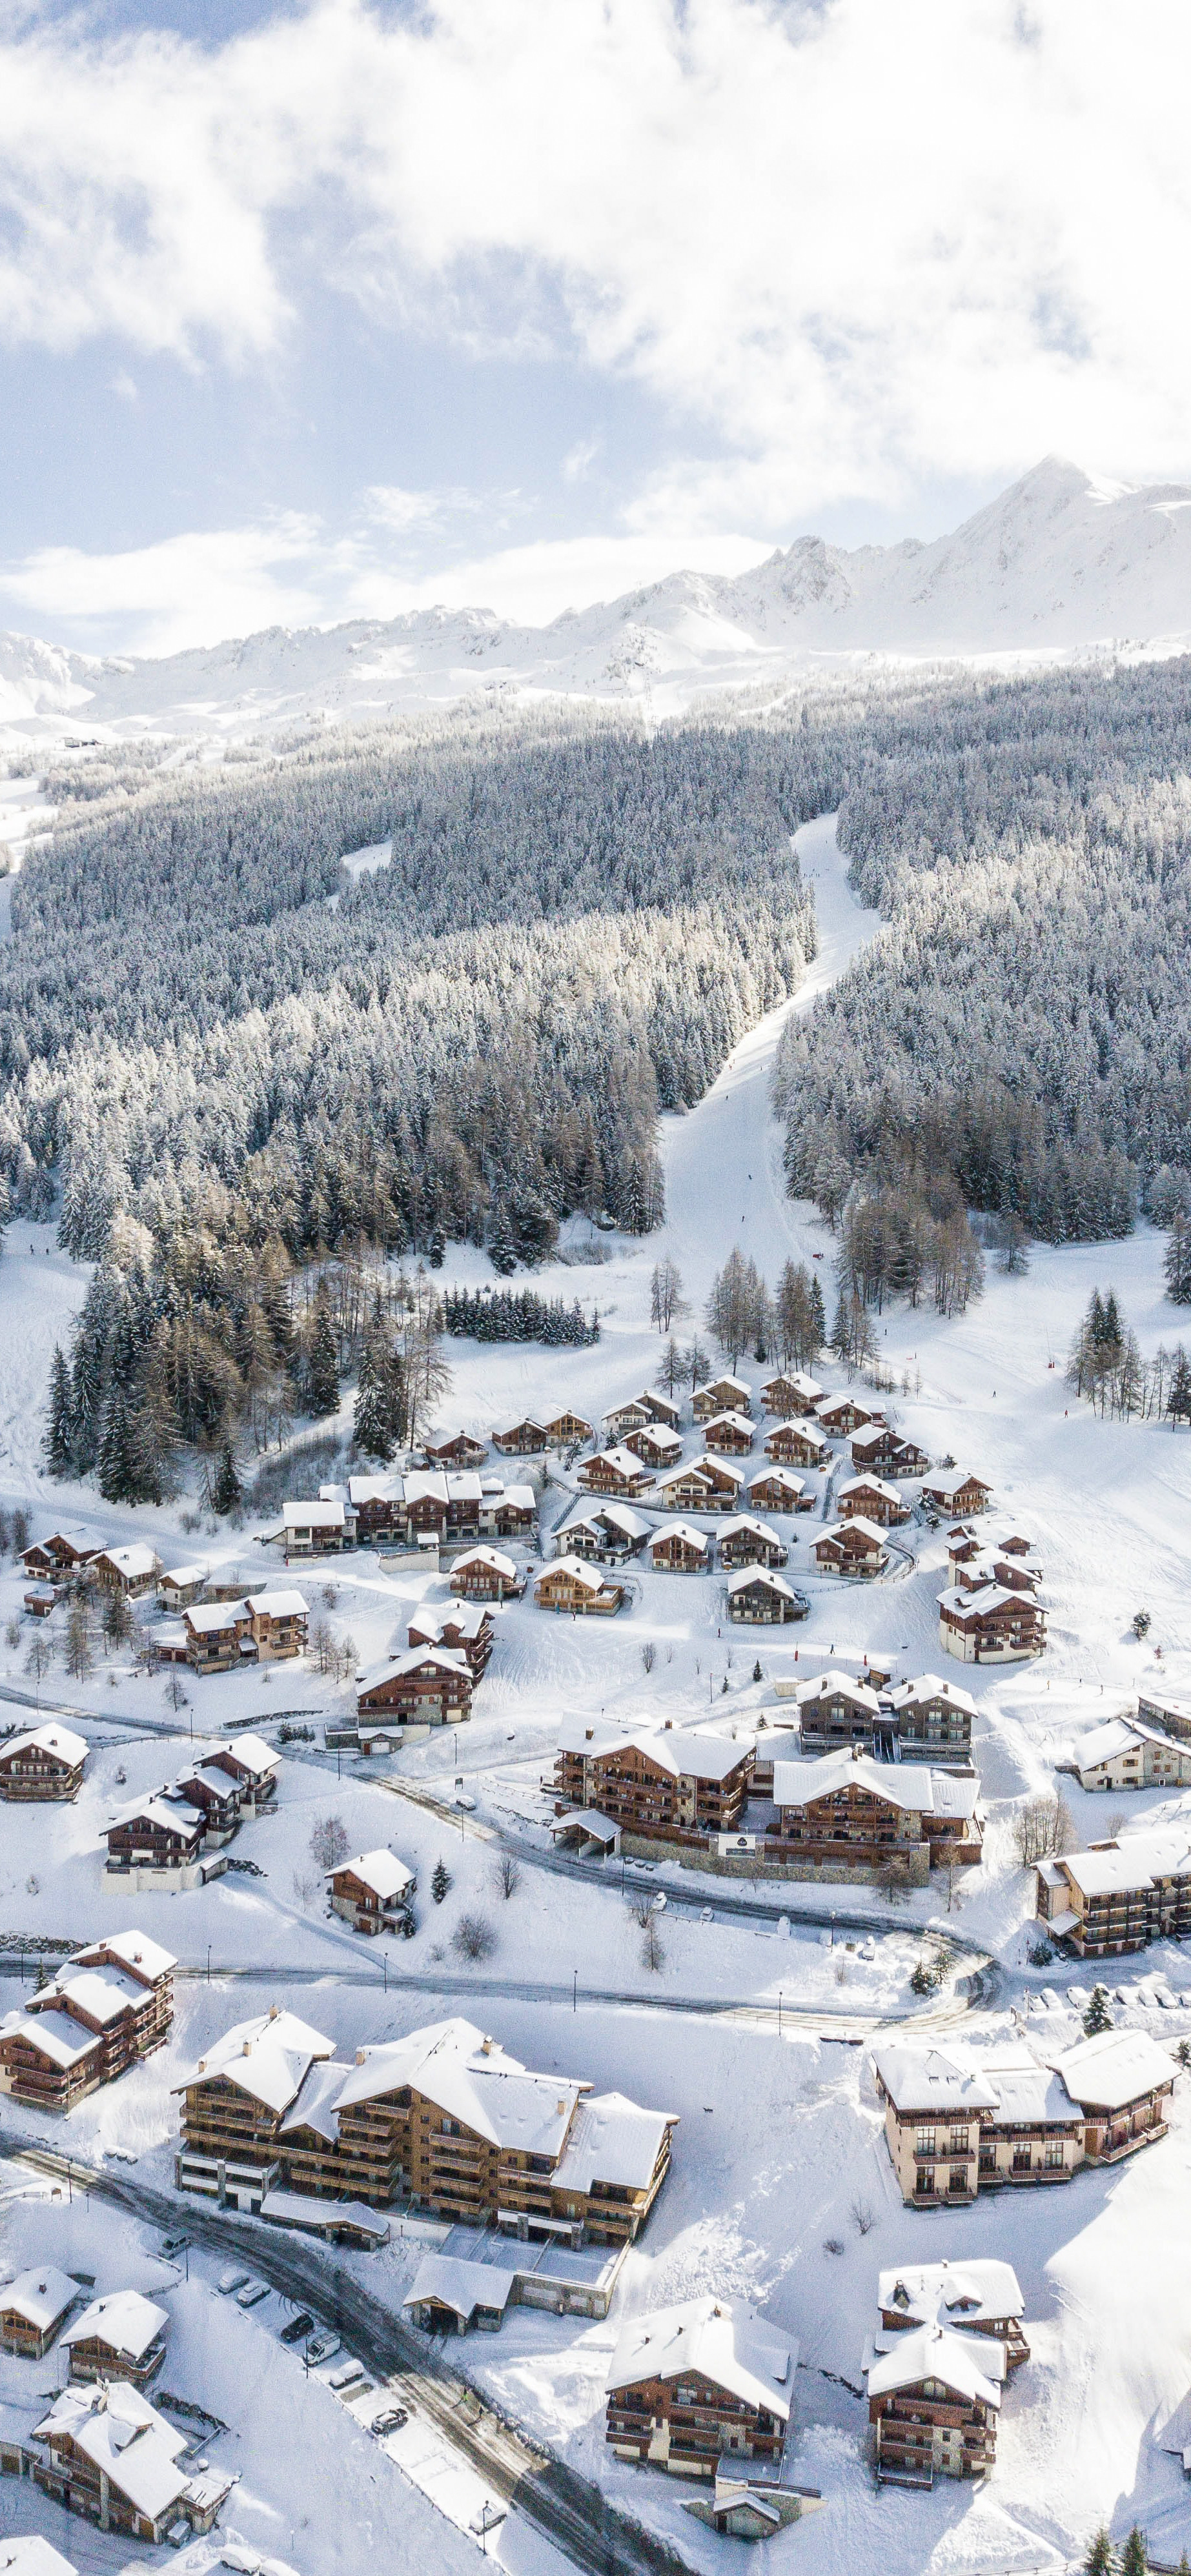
236;2279;270;2309
650;1892;667;1912
306;2331;341;2366
218;2269;249;2297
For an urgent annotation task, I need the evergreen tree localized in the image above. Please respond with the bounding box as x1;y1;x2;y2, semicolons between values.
43;1347;76;1478
1083;2531;1115;2576
488;1206;518;1276
97;1387;137;1504
1166;1210;1191;1305
809;1276;827;1350
1168;1348;1191;1425
1083;1983;1113;2035
1119;2529;1148;2576
211;1441;244;1516
307;1298;341;1418
431;1858;451;1902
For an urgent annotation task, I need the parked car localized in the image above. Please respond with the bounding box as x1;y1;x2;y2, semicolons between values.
236;2279;270;2309
280;2311;314;2346
372;2408;408;2436
329;2361;367;2393
650;1892;667;1911
160;2233;188;2258
306;2332;341;2366
218;2269;250;2297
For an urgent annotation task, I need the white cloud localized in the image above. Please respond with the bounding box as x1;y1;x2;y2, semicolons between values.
0;519;327;656
1;0;1190;525
351;528;773;624
562;435;602;485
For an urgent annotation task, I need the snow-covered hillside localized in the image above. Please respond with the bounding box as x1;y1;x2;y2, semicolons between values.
4;458;1191;745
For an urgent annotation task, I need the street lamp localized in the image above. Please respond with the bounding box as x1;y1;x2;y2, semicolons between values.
206;1945;212;1985
573;1968;578;2014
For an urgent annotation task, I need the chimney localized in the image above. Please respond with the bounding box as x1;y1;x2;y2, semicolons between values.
585;1727;594;1741
268;2004;278;2021
556;2099;566;2115
481;2035;493;2055
241;2040;252;2056
356;2049;366;2066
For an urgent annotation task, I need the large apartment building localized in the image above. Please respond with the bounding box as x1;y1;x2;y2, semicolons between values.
555;1720;754;1844
175;2009;676;2242
872;2032;1176;2206
0;1933;175;2113
1035;1826;1191;1953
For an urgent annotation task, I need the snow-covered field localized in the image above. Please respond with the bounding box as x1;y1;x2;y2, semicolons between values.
1;814;1190;2570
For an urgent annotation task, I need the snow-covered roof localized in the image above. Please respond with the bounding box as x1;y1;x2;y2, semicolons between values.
347;1475;402;1505
587;1445;650;1478
726;1567;797;1600
839;1473;901;1503
649;1520;711;1553
94;1544;161;1580
244;1589;309;1618
871;2042;1001;2115
1052;2027;1176;2110
1073;1716;1174;1769
540;1557;612;1593
889;1673;977;1716
795;1667;880;1713
498;1484;536;1511
329;1848;415;1901
208;1735;276;1782
403;2253;516;2320
107;1792;202;1835
552;2091;675;2195
185;1600;245;1634
923;1469;991;1499
560;1504;650;1542
719;1514;781;1544
1058;1831;1191;1898
690;1454;745;1485
607;2296;793;2420
280;1498;345;1529
36;1964;150;2028
176;1762;240;1806
159;1564;205;1588
356;1645;470;1689
0;1723;87;1769
764;1373;822;1401
0;2266;78;2331
636;1727;754;1782
178;2007;334;2111
695;1374;751;1401
817;1515;888;1547
0;2539;78;2576
0;2007;100;2069
702;1410;753;1436
278;2058;353;2144
878;2257;1024;2329
773;1751;944;1811
330;2017;586;2150
749;1465;805;1491
766;1417;827;1445
72;1930;176;1982
656;1462;714;1493
866;2321;1003;2409
937;1582;1027;1620
452;1546;518;1576
63;2290;167;2362
976;2048;1082;2129
34;2383;191;2521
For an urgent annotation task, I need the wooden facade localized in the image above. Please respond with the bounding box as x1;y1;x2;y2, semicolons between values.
534;1561;624;1615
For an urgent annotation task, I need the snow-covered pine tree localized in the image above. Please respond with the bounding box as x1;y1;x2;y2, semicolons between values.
1083;1984;1113;2035
307;1297;341;1418
43;1348;76;1478
211;1442;244;1516
1165;1209;1191;1305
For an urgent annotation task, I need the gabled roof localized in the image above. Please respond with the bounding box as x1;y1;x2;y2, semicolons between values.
71;1929;176;1982
245;1588;309;1618
356;1645;470;1689
585;1445;649;1478
1057;1830;1191;1898
1052;2026;1175;2110
649;1520;711;1553
33;2383;191;2521
176;2007;334;2111
726;1567;797;1599
702;1410;753;1436
817;1515;888;1547
774;1750;944;1812
159;1563;205;1588
94;1544;161;1580
695;1374;751;1401
766;1416;827;1444
689;1453;745;1485
1073;1716;1176;1769
749;1464;805;1489
937;1582;1028;1619
889;1673;977;1716
552;2091;676;2195
839;1473;901;1504
0;2006;100;2069
62;2289;167;2362
540;1556;613;1593
867;2321;1003;2408
719;1514;781;1544
870;2042;1001;2115
0;1722;87;1769
922;1469;992;1498
207;1735;277;1782
185;1600;245;1635
280;1497;345;1527
656;1462;715;1493
331;1848;415;1902
877;2257;1024;2329
107;1793;202;1835
452;1545;518;1576
34;1964;150;2028
795;1667;880;1713
607;2295;794;2420
0;2265;78;2330
0;2537;78;2576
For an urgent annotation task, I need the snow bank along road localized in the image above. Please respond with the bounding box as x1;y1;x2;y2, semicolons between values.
0;2137;688;2576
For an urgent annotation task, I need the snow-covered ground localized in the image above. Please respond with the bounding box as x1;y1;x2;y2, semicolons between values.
1;814;1191;2568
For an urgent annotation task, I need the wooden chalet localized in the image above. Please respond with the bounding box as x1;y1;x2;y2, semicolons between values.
815;1393;881;1438
794;1669;881;1749
204;1735;279;1815
555;1720;753;1841
90;1544;163;1600
268;1496;352;1556
953;1547;1039;1597
877;2260;1029;2371
63;2291;168;2387
604;1398;652;1438
543;1411;594;1447
449;1545;523;1600
937;1582;1046;1663
174;2007;675;2239
243;1588;309;1658
1050;2028;1176;2164
493;1419;550;1456
693;1374;752;1421
748;1467;811;1514
888;1674;975;1754
836;1473;909;1527
813;1517;890;1578
19;1531;97;1587
848;1423;930;1476
479;1481;536;1538
157;1564;207;1611
868;2321;1002;2481
409;1600;494;1676
623;1422;683;1467
0;1722;87;1802
771;1750;982;1881
922;1470;992;1516
425;1432;488;1466
0;1931;176;2111
718;1515;787;1569
648;1521;712;1575
726;1569;805;1624
657;1456;744;1514
534;1558;623;1615
640;1390;681;1427
760;1372;822;1416
327;1848;416;1934
347;1475;403;1545
172;1762;240;1844
0;2268;78;2357
606;2297;793;2477
32;2382;232;2543
105;1794;205;1884
578;1447;655;1498
356;1647;474;1724
558;1507;649;1565
764;1420;828;1468
183;1600;249;1674
1072;1715;1191;1792
702;1411;755;1456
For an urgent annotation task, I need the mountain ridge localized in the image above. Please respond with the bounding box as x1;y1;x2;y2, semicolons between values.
4;456;1191;743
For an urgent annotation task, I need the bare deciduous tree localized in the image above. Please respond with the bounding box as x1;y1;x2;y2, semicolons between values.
452;1913;496;1962
309;1815;351;1871
1012;1791;1074;1866
493;1853;521;1900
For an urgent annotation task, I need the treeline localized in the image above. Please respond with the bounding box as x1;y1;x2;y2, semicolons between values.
773;658;1191;1241
1067;1286;1191;1422
441;1287;600;1345
0;708;830;1271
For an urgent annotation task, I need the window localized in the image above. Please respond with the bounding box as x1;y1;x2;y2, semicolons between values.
914;2128;936;2158
948;2165;968;2193
915;2168;935;2196
948;2128;969;2156
1044;2142;1064;2170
